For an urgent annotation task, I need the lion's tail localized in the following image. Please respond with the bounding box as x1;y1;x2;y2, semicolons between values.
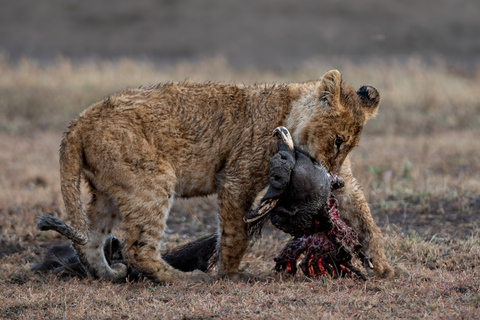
38;214;87;244
58;124;88;245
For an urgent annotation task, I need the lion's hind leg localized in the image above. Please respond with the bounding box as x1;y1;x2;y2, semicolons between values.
76;187;127;281
106;164;210;283
37;191;126;280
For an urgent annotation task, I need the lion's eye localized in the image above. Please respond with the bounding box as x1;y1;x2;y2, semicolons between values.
335;136;344;148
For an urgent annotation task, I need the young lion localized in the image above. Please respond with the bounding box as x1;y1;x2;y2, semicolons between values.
55;70;394;282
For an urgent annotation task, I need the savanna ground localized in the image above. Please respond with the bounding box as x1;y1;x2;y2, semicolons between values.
0;56;479;319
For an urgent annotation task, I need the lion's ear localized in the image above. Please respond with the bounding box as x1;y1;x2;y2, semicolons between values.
318;70;342;103
356;85;380;121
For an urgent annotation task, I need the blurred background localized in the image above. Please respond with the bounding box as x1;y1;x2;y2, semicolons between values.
1;0;479;68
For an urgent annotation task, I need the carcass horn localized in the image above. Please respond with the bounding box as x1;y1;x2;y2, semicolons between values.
244;198;279;223
272;126;294;150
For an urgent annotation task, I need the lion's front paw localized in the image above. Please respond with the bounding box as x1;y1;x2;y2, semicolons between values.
371;258;396;279
373;263;411;279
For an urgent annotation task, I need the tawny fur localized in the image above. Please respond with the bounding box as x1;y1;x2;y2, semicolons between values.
58;70;395;282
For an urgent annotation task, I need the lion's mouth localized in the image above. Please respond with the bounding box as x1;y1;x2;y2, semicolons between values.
327;194;340;221
329;173;345;191
326;173;343;221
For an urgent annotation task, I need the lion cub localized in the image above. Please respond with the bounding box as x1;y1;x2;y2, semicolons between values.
49;70;393;282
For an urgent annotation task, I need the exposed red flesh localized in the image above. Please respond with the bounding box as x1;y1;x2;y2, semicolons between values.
274;194;370;279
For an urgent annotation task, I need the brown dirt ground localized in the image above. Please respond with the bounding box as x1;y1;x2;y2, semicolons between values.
1;130;479;319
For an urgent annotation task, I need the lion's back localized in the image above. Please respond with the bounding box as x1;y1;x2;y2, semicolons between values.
65;81;281;198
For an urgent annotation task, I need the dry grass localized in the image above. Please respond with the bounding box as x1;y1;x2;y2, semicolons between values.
1;55;479;135
0;56;479;318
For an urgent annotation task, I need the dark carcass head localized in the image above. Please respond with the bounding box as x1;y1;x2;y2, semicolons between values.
244;126;344;237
